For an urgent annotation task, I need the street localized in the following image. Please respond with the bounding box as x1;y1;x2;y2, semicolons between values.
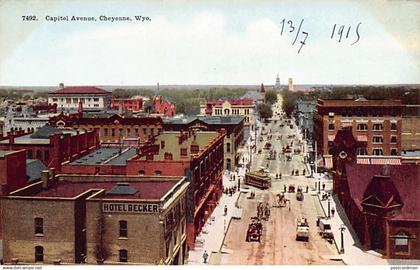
217;94;342;265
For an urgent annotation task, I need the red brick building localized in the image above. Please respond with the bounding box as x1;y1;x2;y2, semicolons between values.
331;129;420;259
112;98;143;112
153;96;175;117
0;125;99;173
314;98;403;157
49;113;163;145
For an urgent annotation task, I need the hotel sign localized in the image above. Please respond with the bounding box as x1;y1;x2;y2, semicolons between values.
103;202;159;214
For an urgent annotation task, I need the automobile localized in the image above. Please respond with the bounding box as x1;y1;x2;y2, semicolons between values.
246;218;262;242
318;218;334;240
296;218;309;241
296;186;304;201
264;143;272;150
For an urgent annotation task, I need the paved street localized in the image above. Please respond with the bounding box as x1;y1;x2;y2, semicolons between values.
217;95;342;265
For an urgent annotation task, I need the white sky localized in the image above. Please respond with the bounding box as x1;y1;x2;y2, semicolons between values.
0;0;419;86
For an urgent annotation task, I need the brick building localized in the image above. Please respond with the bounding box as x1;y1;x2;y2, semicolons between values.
200;98;255;127
163;116;245;170
2;173;189;265
330;128;420;259
49;113;163;145
402;105;420;151
153;96;175;117
112;98;143;112
48;85;112;111
314;98;403;157
0;125;99;172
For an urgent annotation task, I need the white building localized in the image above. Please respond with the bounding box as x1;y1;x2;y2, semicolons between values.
48;86;112;111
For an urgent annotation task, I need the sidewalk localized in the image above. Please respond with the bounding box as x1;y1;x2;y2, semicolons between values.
187;143;249;265
315;183;420;265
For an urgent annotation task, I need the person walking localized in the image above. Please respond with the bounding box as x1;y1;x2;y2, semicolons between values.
331;207;335;217
203;250;209;264
224;205;228;216
306;185;309;193
322;183;325;190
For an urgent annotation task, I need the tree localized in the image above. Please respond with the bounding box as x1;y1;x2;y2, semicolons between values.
257;103;273;119
265;90;278;105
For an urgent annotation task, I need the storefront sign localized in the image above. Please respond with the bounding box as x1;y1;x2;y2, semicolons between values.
103;202;159;213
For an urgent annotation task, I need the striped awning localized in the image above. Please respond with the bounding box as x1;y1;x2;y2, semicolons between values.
357;158;370;164
357;135;368;142
324;157;333;169
370;158;401;165
328;135;336;142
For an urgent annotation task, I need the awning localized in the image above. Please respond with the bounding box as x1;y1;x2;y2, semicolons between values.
324;157;333;169
357;158;370;164
328;135;336;142
357;135;368;142
370;158;401;165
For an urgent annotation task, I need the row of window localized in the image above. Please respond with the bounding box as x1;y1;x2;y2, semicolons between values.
213;108;251;115
52;97;100;103
356;148;398;156
102;127;161;138
328;123;397;131
372;136;398;144
33;246;128;263
28;149;49;161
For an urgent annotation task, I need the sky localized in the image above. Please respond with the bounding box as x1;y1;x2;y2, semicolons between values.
0;0;419;86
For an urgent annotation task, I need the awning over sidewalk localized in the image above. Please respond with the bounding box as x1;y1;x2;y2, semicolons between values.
370;158;401;165
324;156;333;169
357;158;370;164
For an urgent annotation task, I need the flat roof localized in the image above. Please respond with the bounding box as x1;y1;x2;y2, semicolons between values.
0;129;85;145
33;180;177;199
70;147;137;166
317;98;403;107
139;131;219;161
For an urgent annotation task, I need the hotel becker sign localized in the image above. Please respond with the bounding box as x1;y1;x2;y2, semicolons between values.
103;202;159;214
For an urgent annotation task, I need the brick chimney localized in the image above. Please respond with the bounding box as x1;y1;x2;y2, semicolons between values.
41;170;50;189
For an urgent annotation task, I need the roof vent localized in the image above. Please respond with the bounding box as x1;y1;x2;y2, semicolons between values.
106;182;138;195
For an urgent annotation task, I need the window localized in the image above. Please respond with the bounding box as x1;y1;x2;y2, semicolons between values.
66;98;71;104
35;246;44;262
155;170;162;176
73;98;78;104
34;217;43;234
373;123;383;131
150;128;154;135
28;150;33;159
138;170;145;176
93;98;99;102
135;128;139;136
44;150;49;161
119;249;128;262
391;123;397;131
391;136;397;144
36;150;42;160
52;98;58;102
126;128;131;137
118;128;123;137
328;123;335;130
357;123;368;131
373;136;383;143
395;231;409;253
80;98;85;104
373;148;384;156
111;128;115;137
391;148;398;156
143;128;147;136
357;148;367;155
94;104;99;107
119;220;128;238
226;143;231;153
103;128;108;137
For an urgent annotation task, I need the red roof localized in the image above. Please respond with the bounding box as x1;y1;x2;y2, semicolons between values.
49;86;111;95
345;163;420;221
34;181;176;199
206;99;253;106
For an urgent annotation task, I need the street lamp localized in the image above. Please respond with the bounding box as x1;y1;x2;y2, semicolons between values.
318;181;321;194
327;197;331;218
339;224;346;254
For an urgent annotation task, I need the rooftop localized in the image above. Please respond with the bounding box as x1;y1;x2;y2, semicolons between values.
0;128;85;145
49;86;111;95
0;150;15;158
317;98;403;107
70;147;137;166
163;115;245;126
32;180;177;199
205;98;254;106
26;159;47;182
346;163;420;221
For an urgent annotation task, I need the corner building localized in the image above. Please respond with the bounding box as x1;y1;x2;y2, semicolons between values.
2;173;189;265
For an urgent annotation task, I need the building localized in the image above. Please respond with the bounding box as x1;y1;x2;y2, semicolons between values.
294;100;316;141
49;113;163;145
314;98;404;157
0;119;4;137
288;78;294;92
112;98;143;112
200;99;255;127
2;173;189;265
126;130;225;249
275;74;281;88
330;131;420;259
0;150;47;238
3;106;52;135
0;125;99;173
163;116;245;170
153;96;175;117
48;86;112;111
402;105;420;151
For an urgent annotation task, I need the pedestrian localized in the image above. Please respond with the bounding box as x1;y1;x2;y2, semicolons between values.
322;183;325;190
233;174;236;181
203;250;209;264
224;205;228;216
331;207;335;217
303;169;306;175
279;173;282;179
291;169;294;175
306;185;309;193
229;188;232;196
284;184;286;192
276;173;278;179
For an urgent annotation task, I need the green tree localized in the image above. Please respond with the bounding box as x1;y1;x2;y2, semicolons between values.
257;103;273;119
265;90;278;105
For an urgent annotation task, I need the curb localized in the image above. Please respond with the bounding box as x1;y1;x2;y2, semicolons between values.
316;194;341;255
219;192;242;252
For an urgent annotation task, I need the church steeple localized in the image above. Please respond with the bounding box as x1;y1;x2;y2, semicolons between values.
275;74;280;88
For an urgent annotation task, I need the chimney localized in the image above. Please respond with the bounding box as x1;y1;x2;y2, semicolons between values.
41;170;50;189
382;165;391;177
